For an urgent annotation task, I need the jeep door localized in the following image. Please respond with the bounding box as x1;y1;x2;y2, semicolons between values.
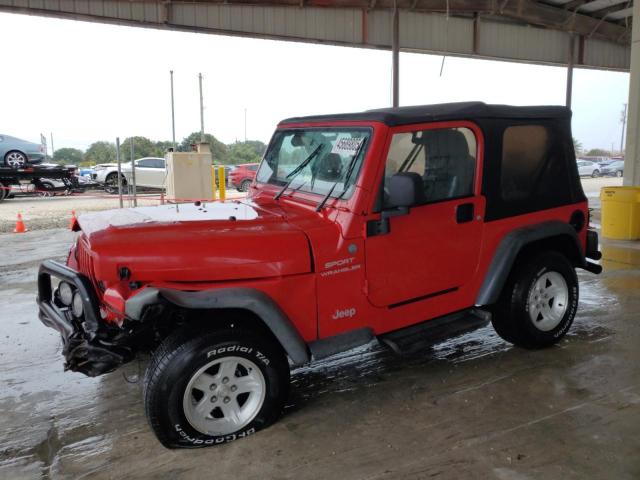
365;122;484;311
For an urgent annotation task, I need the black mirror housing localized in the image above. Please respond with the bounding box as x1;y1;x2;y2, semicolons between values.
388;172;423;208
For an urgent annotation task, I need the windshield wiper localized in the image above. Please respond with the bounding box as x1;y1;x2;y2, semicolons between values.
274;144;323;201
315;138;367;212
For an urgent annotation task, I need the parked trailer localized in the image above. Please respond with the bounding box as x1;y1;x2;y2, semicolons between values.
0;165;84;202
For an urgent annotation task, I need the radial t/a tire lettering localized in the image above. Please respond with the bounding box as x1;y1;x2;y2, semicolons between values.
143;327;290;449
491;251;578;349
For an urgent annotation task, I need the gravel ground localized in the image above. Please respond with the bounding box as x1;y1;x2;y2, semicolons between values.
0;189;247;232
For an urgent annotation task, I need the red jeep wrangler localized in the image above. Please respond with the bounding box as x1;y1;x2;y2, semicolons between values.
37;102;602;448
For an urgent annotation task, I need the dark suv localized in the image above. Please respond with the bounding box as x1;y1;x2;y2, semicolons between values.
37;102;601;448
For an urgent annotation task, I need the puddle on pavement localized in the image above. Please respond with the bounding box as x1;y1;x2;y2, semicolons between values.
1;236;637;478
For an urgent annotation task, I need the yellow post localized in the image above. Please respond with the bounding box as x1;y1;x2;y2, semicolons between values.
211;165;217;200
218;165;226;202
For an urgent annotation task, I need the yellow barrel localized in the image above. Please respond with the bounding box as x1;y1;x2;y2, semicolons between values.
600;186;640;240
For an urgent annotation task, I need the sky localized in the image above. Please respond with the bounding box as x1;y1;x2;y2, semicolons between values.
0;12;630;153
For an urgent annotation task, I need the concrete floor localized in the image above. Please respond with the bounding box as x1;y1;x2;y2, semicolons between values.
0;228;639;480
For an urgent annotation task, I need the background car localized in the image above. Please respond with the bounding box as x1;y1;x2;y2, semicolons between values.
576;159;600;177
229;163;259;191
97;157;167;193
0;134;45;168
90;163;118;183
601;160;624;177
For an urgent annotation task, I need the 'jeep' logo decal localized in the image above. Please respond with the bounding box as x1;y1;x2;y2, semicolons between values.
332;308;356;320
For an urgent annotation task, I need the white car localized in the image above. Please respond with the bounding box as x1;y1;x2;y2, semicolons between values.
94;157;167;193
576;159;600;178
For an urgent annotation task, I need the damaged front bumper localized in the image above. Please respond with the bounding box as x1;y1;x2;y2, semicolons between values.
37;260;133;377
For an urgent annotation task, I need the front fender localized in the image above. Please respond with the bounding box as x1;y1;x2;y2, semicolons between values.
126;286;310;366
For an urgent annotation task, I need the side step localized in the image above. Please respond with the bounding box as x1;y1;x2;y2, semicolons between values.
308;327;375;361
379;309;491;355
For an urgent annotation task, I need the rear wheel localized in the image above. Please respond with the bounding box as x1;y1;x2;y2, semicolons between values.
38;181;55;197
4;151;27;168
591;169;600;178
144;327;289;449
491;251;578;349
616;170;623;178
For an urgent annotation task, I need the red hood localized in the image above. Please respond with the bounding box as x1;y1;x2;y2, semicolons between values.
78;200;313;283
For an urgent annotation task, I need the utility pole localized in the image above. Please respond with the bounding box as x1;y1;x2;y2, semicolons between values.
244;108;247;142
620;103;628;154
170;70;176;149
50;133;55;159
199;73;205;143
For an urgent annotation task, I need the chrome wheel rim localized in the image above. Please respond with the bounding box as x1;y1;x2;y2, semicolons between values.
6;152;26;167
528;271;568;331
182;356;266;436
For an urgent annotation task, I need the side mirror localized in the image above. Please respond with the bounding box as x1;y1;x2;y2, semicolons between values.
387;172;423;208
367;172;422;237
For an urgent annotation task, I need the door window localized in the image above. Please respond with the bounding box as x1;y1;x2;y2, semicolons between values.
383;127;476;208
136;158;154;168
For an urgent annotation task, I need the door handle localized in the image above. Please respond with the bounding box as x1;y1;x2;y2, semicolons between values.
456;203;474;223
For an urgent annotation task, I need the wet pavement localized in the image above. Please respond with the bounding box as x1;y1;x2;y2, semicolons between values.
1;228;639;479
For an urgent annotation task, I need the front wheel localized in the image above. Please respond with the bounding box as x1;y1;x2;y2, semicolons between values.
239;179;251;192
591;169;600;178
104;173;126;194
491;251;578;349
616;170;623;178
144;327;290;449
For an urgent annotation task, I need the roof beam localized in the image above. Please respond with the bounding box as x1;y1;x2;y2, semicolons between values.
169;0;630;43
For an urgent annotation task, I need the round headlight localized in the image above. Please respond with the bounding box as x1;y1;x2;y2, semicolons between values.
58;282;74;306
71;291;84;317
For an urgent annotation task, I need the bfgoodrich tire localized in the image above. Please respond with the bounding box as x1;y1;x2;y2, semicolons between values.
144;327;290;449
491;251;578;349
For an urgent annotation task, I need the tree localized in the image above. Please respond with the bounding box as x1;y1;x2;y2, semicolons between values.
84;141;117;165
243;140;267;157
226;141;263;165
586;148;611;157
154;140;175;157
573;138;583;155
53;147;84;165
179;132;228;163
120;136;159;161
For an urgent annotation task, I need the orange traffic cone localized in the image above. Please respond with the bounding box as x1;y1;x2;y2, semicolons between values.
14;213;27;233
69;210;77;230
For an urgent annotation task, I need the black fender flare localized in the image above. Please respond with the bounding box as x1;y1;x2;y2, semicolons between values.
125;287;310;366
475;221;585;306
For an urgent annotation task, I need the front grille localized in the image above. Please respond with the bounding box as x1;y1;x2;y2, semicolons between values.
76;238;99;291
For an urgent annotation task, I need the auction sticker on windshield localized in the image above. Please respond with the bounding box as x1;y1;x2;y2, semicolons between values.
331;137;364;156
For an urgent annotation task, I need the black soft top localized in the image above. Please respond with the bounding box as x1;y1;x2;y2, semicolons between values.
280;102;571;127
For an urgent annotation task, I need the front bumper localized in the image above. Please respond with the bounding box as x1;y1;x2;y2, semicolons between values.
37;260;133;376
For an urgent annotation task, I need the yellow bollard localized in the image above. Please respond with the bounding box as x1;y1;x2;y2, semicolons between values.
211;165;217;201
218;165;226;202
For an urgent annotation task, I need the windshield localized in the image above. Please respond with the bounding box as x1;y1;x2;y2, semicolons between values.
256;128;371;199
